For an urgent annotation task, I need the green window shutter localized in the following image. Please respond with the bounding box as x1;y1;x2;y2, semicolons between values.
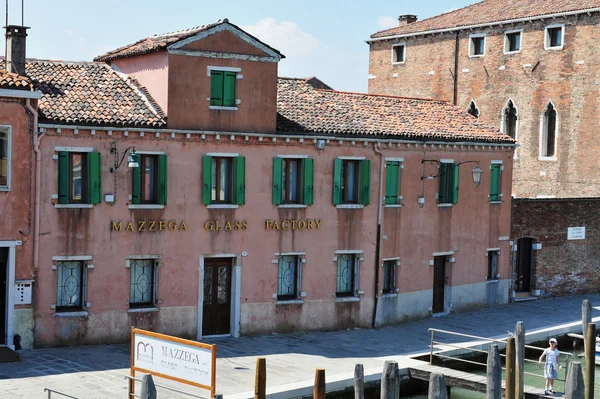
58;151;69;204
210;71;224;106
233;156;246;205
438;163;448;204
333;158;342;205
202;155;212;205
131;154;141;205
359;159;371;206
272;157;283;205
451;163;460;204
490;164;501;201
385;161;399;205
157;154;168;205
87;152;102;205
223;72;237;107
302;158;314;205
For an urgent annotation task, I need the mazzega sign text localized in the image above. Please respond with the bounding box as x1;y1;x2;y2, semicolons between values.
568;227;586;240
131;328;216;396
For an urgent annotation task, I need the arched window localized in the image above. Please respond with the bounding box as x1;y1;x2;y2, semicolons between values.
541;102;558;158
502;100;518;139
467;100;480;118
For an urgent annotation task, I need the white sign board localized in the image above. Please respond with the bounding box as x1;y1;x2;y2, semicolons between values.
568;227;586;240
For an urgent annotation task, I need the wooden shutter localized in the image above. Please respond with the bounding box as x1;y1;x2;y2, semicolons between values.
451;163;460;204
58;151;69;204
302;158;314;205
87;152;102;205
157;154;168;205
202;155;212;205
490;164;501;201
223;72;237;107
332;158;342;205
359;159;371;206
438;163;448;204
131;153;141;205
385;161;399;205
272;157;283;205
233;156;245;205
210;71;224;106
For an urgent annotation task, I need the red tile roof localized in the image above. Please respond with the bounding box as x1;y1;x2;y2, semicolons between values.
0;69;32;90
371;0;600;39
276;77;514;143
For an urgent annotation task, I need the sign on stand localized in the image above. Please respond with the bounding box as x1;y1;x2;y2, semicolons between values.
130;328;216;397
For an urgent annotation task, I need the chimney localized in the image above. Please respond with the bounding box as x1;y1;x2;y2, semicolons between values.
398;15;418;27
5;25;29;76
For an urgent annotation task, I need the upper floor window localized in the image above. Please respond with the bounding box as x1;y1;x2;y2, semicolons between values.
489;162;503;202
58;150;101;205
272;157;314;206
131;153;168;205
391;43;405;64
469;34;486;57
467;100;480;118
384;159;403;206
502;100;518;139
203;154;245;206
439;162;459;205
56;260;86;312
540;102;558;159
504;30;522;54
0;128;10;190
545;25;564;50
210;70;237;108
333;158;370;206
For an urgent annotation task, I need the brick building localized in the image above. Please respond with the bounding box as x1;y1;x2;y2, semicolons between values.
367;0;600;199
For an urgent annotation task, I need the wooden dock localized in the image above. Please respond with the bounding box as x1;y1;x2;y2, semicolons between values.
408;362;563;399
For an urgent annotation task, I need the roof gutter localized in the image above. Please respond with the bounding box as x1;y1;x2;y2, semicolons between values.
0;88;42;99
366;7;600;43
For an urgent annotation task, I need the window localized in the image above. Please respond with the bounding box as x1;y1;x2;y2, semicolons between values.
489;163;503;202
272;157;314;205
392;44;405;64
131;153;167;205
382;260;397;294
487;250;500;280
56;261;85;312
384;160;403;205
504;30;522;53
541;102;558;158
277;255;301;300
545;25;564;49
469;34;486;57
502;100;518;139
333;158;370;206
203;155;245;206
58;151;101;205
0;128;9;189
336;254;358;297
210;70;237;107
467;101;480;118
129;259;157;308
439;162;459;205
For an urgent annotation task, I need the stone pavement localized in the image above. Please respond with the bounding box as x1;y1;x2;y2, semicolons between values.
1;293;600;399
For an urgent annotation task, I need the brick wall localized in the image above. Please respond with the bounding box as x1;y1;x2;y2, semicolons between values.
511;198;600;298
369;13;600;198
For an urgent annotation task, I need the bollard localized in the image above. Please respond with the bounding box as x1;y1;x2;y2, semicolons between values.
381;360;400;399
428;373;448;399
582;300;591;354
506;337;516;399
354;364;364;399
585;323;596;399
487;344;501;399
515;321;525;399
565;362;584;399
140;374;157;399
314;368;326;399
255;357;266;399
215;395;224;399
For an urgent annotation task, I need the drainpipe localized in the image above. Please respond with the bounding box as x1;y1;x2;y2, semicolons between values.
26;99;43;269
453;31;460;105
371;142;385;328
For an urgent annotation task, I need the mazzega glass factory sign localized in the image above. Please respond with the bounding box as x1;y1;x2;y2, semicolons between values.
567;227;586;240
130;328;216;396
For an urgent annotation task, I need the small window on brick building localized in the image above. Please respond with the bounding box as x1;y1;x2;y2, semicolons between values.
502;100;518;139
540;102;558;159
504;30;522;53
469;34;486;57
392;44;405;64
545;25;564;50
467;100;480;118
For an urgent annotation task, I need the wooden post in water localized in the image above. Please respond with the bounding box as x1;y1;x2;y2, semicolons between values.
515;321;525;399
314;368;326;399
487;344;501;399
506;337;516;399
428;373;448;399
582;300;591;354
565;362;584;399
585;323;596;399
381;360;400;399
255;357;266;399
354;364;364;399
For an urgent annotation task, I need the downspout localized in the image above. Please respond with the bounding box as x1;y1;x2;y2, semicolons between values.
453;31;460;105
26;99;43;270
371;142;385;328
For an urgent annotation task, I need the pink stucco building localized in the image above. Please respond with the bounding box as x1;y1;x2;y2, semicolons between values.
1;20;515;349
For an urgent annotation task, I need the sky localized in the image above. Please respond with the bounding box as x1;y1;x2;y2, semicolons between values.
6;0;476;93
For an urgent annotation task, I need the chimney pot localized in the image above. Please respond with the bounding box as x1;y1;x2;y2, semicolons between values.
5;25;29;76
398;14;418;26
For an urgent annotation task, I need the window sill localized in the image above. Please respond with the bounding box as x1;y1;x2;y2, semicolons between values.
54;204;94;209
489;201;503;205
128;307;159;313
276;300;304;305
277;204;307;209
380;293;398;298
391;61;405;65
54;311;88;318
486;279;499;284
438;203;453;208
469;54;485;58
0;187;9;192
538;157;557;162
206;204;239;209
335;296;360;303
384;204;402;208
545;46;564;51
335;204;364;209
128;204;165;210
209;106;238;111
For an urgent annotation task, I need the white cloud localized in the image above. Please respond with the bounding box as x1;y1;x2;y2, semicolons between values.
378;16;397;30
242;18;320;58
64;29;73;36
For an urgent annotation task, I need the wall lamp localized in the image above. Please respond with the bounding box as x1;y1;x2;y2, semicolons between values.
110;146;138;173
421;159;483;186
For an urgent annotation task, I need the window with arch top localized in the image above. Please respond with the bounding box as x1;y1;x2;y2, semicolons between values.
503;100;518;139
541;102;558;159
467;101;480;118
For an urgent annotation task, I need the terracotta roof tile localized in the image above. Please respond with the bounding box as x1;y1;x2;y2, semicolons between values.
0;69;32;90
276;77;514;144
371;0;600;39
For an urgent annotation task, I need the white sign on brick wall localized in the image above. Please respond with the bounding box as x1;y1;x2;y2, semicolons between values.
568;227;586;240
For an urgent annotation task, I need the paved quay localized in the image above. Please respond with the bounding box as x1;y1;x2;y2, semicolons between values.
1;294;600;399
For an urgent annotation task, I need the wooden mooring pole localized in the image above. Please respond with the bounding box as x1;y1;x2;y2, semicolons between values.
565;362;584;399
314;368;326;399
585;323;596;399
255;357;266;399
428;372;448;399
515;321;525;399
381;360;400;399
582;300;591;354
506;337;516;399
487;344;501;399
354;364;364;399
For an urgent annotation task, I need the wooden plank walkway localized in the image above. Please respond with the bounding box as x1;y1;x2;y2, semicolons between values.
408;362;563;399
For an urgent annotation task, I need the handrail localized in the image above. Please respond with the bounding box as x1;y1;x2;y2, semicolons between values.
125;375;208;398
43;388;81;399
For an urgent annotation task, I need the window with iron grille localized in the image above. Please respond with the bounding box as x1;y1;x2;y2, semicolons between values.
56;261;85;312
382;260;397;294
487;251;500;280
129;259;157;308
0;128;10;189
336;254;358;297
277;255;301;300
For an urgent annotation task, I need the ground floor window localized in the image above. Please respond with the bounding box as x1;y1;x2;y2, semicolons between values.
129;259;157;308
336;254;358;297
56;261;85;312
382;260;397;294
487;250;500;280
277;255;301;300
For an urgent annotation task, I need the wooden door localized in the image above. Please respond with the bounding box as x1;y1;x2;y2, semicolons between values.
202;259;232;336
432;256;446;314
0;248;7;345
516;238;533;293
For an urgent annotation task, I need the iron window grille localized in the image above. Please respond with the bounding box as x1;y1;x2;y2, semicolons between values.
129;259;157;308
382;260;397;294
487;251;500;280
336;254;358;297
56;261;85;312
277;255;301;300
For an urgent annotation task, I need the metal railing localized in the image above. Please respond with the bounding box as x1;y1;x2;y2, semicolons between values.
125;375;208;398
43;388;81;399
428;328;574;383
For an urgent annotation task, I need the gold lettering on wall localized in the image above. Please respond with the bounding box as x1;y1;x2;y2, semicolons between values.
265;219;322;230
204;220;248;231
111;220;187;232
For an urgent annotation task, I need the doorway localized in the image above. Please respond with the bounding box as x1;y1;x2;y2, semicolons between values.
0;248;6;345
202;258;232;336
432;256;447;314
516;237;533;293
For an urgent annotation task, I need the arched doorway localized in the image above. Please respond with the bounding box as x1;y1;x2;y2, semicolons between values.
515;237;535;293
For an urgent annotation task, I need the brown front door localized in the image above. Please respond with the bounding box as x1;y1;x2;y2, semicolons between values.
432;256;446;314
516;238;533;293
202;259;232;336
0;248;7;345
